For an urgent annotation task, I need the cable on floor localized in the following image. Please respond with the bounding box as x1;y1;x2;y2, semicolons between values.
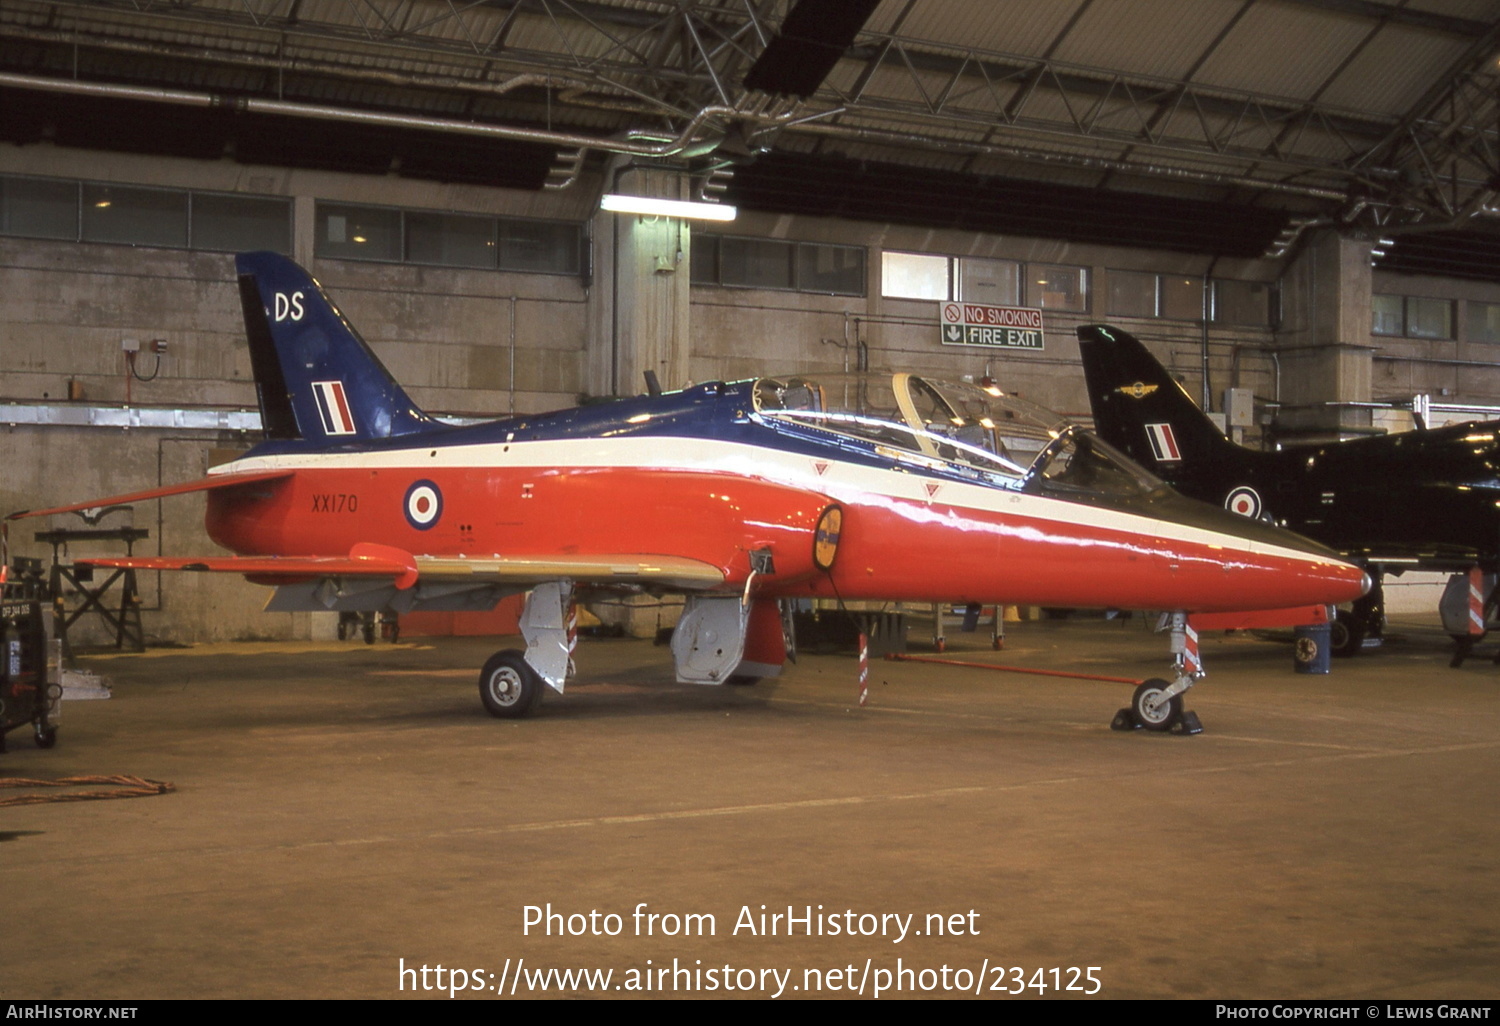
0;775;176;807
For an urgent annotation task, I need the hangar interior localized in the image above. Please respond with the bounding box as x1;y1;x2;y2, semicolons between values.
4;0;1500;1002
6;0;1500;641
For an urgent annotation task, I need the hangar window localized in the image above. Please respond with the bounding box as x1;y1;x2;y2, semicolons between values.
0;176;78;239
1109;271;1238;323
1160;276;1204;320
1026;264;1088;312
957;258;1020;305
319;204;402;262
881;253;1023;304
1373;294;1453;339
1107;270;1158;317
406;212;494;269
499;219;581;276
882;251;950;300
1372;295;1404;336
1470;302;1500;343
315;202;583;275
0;174;291;253
191;193;293;254
798;243;866;295
721;237;795;289
1406;297;1453;339
693;235;865;295
82;184;188;248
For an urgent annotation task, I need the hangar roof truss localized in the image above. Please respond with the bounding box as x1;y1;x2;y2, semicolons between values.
4;0;1500;261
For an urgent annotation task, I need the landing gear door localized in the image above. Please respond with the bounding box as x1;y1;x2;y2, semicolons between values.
672;595;750;684
520;580;575;692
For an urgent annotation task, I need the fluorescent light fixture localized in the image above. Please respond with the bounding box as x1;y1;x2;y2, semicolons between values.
601;194;737;221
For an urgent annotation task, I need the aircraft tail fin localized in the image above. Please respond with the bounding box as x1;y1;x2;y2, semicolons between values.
1076;324;1243;473
235;251;436;443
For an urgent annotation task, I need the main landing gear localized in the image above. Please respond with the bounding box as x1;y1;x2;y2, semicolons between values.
1112;611;1204;735
474;576;790;719
477;581;575;719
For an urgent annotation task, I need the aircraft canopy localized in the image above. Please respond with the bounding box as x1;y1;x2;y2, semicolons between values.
753;373;1163;498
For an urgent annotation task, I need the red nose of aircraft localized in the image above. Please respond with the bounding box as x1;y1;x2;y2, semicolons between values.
1148;489;1370;613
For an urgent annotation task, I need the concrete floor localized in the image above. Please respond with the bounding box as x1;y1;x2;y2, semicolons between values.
2;614;1498;1001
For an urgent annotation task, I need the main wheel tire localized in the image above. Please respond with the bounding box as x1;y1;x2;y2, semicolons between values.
1330;610;1364;658
478;649;544;718
1131;678;1182;732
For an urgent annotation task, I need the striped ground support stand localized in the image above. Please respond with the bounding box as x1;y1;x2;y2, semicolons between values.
1469;566;1485;637
566;599;579;679
1450;565;1488;667
858;632;869;707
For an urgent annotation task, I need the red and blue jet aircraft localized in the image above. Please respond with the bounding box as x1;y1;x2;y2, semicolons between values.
10;253;1369;730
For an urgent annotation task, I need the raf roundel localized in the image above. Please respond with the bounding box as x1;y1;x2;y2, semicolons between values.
1224;485;1263;519
404;480;443;530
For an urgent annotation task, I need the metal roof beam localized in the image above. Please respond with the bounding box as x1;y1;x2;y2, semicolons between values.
1269;0;1493;38
834;38;1405;172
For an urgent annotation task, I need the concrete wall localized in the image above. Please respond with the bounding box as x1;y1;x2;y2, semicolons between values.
691;214;1282;423
1369;267;1500;405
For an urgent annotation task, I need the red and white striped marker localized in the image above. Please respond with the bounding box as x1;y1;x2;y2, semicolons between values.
857;632;869;707
1183;622;1201;675
1469;565;1485;636
566;600;579;678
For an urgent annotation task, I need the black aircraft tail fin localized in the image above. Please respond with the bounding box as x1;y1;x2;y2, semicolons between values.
1076;323;1249;476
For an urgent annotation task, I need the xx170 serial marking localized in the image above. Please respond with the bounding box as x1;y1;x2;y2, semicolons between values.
311;493;359;513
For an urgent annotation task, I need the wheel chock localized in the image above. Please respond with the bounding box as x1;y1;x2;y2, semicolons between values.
1110;707;1203;734
1171;710;1204;735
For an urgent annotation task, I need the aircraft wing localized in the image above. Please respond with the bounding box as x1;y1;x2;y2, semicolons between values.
406;554;725;590
6;470;296;520
78;544;727;592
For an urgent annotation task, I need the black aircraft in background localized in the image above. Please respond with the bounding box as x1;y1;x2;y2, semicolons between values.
1076;323;1500;656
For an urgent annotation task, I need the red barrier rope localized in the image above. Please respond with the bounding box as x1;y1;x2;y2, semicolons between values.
885;652;1144;685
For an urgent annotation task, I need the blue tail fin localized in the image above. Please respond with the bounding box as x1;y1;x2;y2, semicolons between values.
235;251;435;443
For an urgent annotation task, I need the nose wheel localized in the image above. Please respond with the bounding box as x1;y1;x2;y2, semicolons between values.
1131;679;1183;731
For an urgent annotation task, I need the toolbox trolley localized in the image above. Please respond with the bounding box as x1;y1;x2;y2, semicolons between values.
1;559;60;752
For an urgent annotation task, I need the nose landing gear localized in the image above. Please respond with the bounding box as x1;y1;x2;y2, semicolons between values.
1112;611;1203;734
